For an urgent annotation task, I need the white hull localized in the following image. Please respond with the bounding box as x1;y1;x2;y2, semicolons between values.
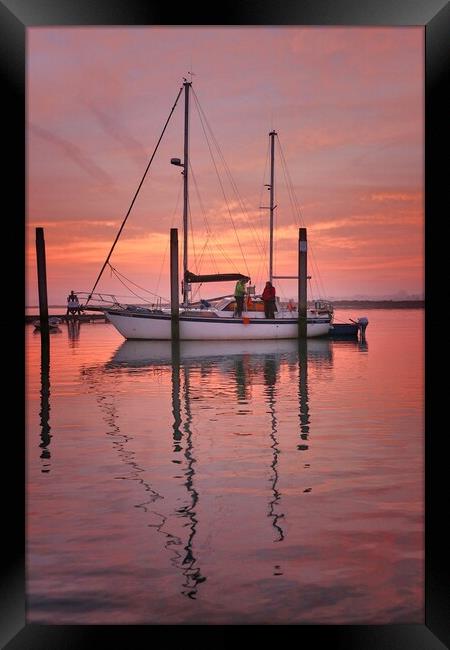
105;310;331;340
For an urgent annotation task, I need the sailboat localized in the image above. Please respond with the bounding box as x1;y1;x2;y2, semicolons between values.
89;80;332;340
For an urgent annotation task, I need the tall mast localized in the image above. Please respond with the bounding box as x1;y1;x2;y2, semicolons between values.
182;80;191;307
269;130;276;284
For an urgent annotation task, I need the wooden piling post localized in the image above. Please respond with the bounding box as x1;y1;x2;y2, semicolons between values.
36;227;49;339
170;228;180;342
298;228;307;339
170;241;181;444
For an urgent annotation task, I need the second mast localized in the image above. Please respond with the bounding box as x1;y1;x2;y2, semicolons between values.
182;80;191;307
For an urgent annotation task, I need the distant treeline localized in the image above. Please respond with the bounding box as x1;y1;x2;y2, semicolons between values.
327;300;424;309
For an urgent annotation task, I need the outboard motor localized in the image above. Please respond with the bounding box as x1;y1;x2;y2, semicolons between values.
357;316;369;338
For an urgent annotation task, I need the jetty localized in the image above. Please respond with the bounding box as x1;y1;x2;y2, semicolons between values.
26;312;107;324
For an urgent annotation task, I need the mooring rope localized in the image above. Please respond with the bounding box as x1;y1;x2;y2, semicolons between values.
191;88;251;279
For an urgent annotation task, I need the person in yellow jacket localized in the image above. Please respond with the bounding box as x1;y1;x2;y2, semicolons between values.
234;279;247;317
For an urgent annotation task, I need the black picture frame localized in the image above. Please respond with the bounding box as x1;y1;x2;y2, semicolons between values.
3;1;448;647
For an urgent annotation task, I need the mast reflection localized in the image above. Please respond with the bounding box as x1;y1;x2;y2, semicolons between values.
99;338;345;595
92;384;163;506
263;355;285;544
177;362;206;597
80;365;181;583
89;341;208;599
170;342;205;597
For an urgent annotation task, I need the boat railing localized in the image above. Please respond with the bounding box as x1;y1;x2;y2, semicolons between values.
314;299;334;313
76;292;124;310
77;292;169;312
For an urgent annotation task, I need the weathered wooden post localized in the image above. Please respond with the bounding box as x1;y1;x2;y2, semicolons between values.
298;228;307;339
170;228;180;342
170;223;181;447
35;227;49;339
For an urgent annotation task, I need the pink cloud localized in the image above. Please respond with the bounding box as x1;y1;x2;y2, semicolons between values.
26;27;423;304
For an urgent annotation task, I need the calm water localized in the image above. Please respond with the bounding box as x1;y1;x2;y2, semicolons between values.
26;310;424;624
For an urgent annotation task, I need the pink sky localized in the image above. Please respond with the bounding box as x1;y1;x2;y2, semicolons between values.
26;26;424;305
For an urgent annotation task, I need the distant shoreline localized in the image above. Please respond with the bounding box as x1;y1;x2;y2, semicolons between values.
326;300;424;309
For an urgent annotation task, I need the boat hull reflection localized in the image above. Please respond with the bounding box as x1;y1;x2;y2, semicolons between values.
108;338;332;367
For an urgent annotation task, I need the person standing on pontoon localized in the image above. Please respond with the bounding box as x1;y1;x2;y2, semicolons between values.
66;290;82;317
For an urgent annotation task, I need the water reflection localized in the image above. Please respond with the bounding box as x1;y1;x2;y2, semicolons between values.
67;319;81;347
229;348;287;550
359;338;368;353
233;356;249;403
171;347;182;455
298;340;310;453
82;337;370;603
89;391;199;599
79;360;199;580
79;365;199;597
109;339;311;367
169;345;206;598
83;372;163;507
178;363;206;597
38;336;51;472
263;355;285;545
81;341;207;600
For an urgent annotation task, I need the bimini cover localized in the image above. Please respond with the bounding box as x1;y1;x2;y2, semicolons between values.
184;271;250;284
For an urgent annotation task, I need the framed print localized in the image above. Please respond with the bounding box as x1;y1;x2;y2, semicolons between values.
2;0;448;647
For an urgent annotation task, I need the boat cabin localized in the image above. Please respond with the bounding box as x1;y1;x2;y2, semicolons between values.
214;296;267;313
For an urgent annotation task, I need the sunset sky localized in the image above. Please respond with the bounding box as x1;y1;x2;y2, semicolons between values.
26;26;424;305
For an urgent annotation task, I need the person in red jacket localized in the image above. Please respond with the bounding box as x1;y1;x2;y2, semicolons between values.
262;281;276;318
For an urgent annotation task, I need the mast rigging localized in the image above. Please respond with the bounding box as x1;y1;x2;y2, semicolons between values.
85;85;183;306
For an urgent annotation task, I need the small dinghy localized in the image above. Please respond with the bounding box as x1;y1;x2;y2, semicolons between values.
33;316;62;331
